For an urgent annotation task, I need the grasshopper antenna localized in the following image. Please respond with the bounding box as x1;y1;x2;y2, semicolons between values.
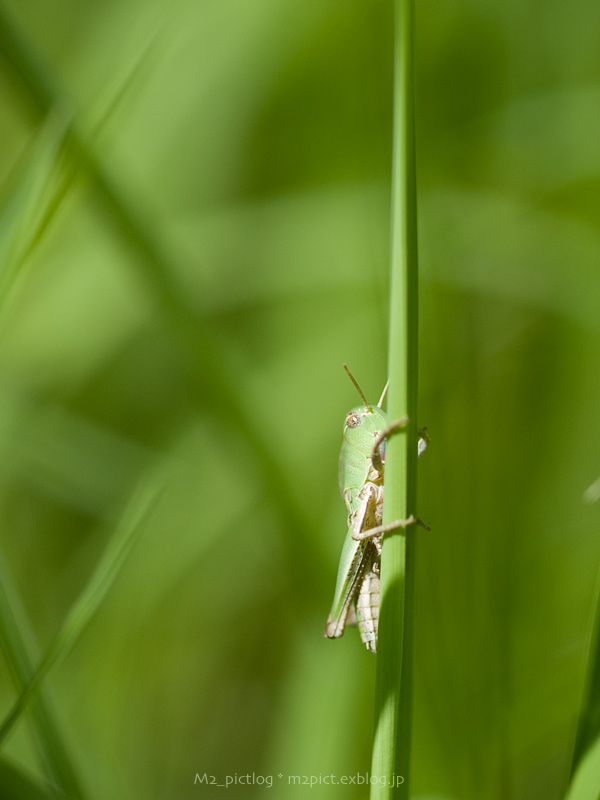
343;364;369;407
377;380;389;408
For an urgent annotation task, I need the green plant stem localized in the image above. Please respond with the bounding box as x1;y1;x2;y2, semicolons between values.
371;0;418;797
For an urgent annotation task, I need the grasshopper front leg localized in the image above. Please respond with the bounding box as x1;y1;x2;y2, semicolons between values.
371;416;409;472
371;418;430;471
366;416;429;536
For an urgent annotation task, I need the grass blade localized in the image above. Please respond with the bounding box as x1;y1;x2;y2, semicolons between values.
0;560;84;799
0;114;85;798
371;0;419;797
564;732;600;800
0;756;63;800
0;113;72;331
0;470;164;746
0;4;321;600
570;561;600;776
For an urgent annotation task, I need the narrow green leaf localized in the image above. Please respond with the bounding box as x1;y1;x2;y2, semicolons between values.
0;470;164;746
371;0;419;797
0;4;320;601
571;563;600;776
0;113;71;331
0;756;63;800
564;732;600;800
0;116;83;800
0;560;84;799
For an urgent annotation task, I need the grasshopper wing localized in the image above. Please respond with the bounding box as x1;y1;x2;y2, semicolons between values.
325;483;379;639
325;528;369;638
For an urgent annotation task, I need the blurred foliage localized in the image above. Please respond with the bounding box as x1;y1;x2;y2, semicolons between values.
0;0;598;799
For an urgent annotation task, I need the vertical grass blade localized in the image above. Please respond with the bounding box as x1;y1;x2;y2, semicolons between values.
570;562;600;776
564;732;600;800
370;0;418;797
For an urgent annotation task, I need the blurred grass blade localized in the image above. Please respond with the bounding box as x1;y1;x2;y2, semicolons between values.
0;559;84;799
571;562;600;775
371;0;419;797
0;26;164;337
0;756;63;800
564;732;600;800
0;470;164;746
0;4;320;598
0;115;84;798
0;113;71;331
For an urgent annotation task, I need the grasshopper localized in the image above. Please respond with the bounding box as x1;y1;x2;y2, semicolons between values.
325;366;426;653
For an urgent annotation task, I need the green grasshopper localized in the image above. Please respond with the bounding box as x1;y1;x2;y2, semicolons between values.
325;366;425;653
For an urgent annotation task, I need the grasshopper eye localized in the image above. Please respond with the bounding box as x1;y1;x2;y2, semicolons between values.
345;411;362;428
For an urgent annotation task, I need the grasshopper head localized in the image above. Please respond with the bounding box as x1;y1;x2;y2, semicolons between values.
339;403;389;494
341;365;389;457
343;405;389;451
345;406;376;430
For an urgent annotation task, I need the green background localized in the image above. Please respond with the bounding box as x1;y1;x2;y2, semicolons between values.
0;1;599;798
